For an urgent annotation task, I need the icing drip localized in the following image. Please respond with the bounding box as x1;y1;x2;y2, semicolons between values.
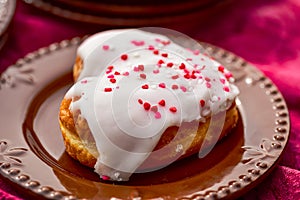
65;29;239;181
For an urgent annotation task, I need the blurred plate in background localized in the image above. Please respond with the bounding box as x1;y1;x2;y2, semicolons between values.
0;0;16;51
23;0;235;27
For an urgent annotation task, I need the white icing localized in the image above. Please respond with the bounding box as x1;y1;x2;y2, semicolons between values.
66;29;239;181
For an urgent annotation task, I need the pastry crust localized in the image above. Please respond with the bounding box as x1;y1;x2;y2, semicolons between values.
59;98;238;170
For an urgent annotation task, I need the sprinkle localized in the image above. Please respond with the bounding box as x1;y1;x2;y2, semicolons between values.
158;99;165;106
171;75;179;79
175;144;183;153
143;102;151;110
191;74;197;79
158;83;166;88
225;72;233;79
123;71;129;76
142;84;149;89
223;86;230;92
157;59;165;65
107;74;114;78
151;105;158;113
162;40;171;45
206;82;212;88
81;79;87;84
133;66;139;72
179;63;186;69
102;45;109;51
169;107;177;113
138;65;144;71
148;45;155;50
107;65;114;70
153;50;159;55
220;78;226;84
121;54;128;61
138;99;143;104
101;175;110;180
161;53;168;57
184;74;190;79
110;78;116;83
167;62;174;67
180;86;187;92
186;58;193;61
154;112;161;119
193;49;200;55
140;73;147;79
131;40;145;46
218;65;225;73
200;99;205;107
205;77;211;82
153;69;160;74
172;84;178;90
104;88;112;92
114;71;121;75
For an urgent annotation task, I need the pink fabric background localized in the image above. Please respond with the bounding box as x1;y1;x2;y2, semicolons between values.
0;0;299;199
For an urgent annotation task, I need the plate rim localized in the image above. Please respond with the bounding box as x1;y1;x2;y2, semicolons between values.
0;36;291;200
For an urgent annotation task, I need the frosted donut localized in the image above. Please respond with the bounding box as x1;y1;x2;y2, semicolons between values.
59;29;239;181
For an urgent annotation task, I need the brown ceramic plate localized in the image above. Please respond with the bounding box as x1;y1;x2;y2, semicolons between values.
0;0;16;50
23;0;234;26
0;37;290;200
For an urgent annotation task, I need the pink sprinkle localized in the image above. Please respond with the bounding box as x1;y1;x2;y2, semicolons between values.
142;84;149;89
220;78;226;84
169;107;177;113
162;40;171;45
206;82;212;88
172;84;178;90
200;99;205;107
138;65;144;71
151;105;158;113
107;74;114;78
143;102;151;110
81;80;87;84
172;75;179;79
131;40;145;46
193;49;200;55
153;69;160;74
110;78;116;83
223;86;230;92
134;66;139;72
121;54;128;61
158;99;165;106
167;62;174;67
154;112;161;119
186;58;193;61
158;83;166;88
101;175;110;180
148;45;155;50
102;45;109;51
180;86;187;92
138;99;143;104
104;88;112;92
218;66;225;73
140;73;147;79
161;53;168;57
123;71;129;76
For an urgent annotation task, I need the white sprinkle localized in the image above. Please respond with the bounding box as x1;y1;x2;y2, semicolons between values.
176;144;183;153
